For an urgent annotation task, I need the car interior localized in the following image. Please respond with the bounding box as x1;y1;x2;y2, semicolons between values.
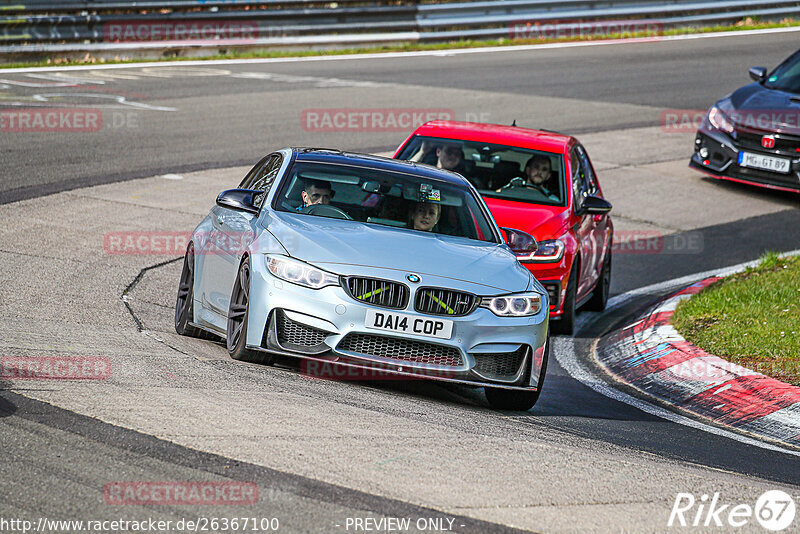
397;136;567;206
276;164;497;242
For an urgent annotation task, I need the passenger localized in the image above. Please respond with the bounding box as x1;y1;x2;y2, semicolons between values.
409;202;442;232
436;142;486;189
301;179;333;207
436;143;465;173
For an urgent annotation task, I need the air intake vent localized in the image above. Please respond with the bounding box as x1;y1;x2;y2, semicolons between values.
338;333;463;367
344;277;409;309
472;346;528;382
414;287;477;316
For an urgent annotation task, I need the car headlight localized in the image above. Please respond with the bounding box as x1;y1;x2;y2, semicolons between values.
518;239;565;263
707;106;734;134
480;292;543;317
266;255;339;289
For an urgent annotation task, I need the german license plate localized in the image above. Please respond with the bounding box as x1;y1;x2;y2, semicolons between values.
364;309;453;340
738;151;791;174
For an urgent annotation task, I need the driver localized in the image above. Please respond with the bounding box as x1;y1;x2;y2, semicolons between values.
524;155;554;190
409;201;441;232
301;179;333;207
498;155;557;195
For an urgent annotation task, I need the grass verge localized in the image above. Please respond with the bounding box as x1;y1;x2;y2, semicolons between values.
2;17;800;69
673;252;800;386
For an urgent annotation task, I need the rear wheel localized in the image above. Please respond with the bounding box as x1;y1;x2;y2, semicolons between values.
227;258;275;365
175;244;209;338
585;250;612;312
551;259;578;336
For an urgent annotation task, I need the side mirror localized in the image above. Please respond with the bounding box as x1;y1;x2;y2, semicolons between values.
501;227;538;256
749;66;767;82
216;189;263;214
577;195;612;216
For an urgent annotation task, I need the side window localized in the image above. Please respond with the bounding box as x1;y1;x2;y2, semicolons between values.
239;154;282;207
570;148;586;208
577;145;598;195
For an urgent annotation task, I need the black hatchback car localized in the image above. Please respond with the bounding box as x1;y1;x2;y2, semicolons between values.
691;48;800;193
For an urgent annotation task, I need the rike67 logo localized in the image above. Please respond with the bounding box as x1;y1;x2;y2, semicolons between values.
669;490;796;531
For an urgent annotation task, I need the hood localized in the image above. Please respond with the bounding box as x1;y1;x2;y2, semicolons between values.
484;198;571;240
725;83;800;135
263;211;531;292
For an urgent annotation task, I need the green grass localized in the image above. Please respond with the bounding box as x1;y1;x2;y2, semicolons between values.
673;253;800;386
2;17;800;69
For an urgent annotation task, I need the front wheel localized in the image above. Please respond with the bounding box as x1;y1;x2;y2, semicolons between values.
227;258;275;365
486;337;549;411
585;250;611;312
551;259;578;336
485;388;540;411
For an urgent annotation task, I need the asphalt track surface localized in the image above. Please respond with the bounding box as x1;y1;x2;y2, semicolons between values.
1;30;800;533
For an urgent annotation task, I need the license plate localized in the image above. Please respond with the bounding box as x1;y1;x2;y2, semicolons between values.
364;309;453;340
738;151;791;174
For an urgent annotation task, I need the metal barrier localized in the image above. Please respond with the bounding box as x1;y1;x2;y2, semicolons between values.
1;0;799;58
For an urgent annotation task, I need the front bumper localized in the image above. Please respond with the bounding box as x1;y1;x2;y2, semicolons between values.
690;129;800;193
244;257;549;390
519;260;570;319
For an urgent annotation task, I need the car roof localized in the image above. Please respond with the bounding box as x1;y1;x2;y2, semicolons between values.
292;147;472;187
409;121;574;153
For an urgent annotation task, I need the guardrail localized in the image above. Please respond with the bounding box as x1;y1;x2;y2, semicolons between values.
1;0;799;60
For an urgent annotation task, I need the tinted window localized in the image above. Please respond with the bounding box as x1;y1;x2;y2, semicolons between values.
240;154;282;207
764;51;800;93
273;161;499;243
576;145;598;195
396;135;566;207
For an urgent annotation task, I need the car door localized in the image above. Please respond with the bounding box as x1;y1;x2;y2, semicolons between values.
569;146;598;301
200;154;283;326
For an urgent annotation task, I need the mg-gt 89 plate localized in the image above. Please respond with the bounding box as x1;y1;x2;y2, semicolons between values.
365;309;453;340
738;151;791;174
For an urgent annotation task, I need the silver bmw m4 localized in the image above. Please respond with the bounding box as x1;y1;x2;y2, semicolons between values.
175;148;550;410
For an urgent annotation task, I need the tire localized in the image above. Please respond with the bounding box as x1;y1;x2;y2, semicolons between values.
551;259;578;336
585;250;612;312
175;244;209;338
227;258;275;365
485;335;550;411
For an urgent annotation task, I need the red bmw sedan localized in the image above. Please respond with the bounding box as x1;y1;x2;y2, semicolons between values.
394;121;613;335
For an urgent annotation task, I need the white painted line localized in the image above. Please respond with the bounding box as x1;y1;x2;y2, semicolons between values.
2;26;800;74
554;336;800;457
555;248;800;457
605;248;800;313
161;174;184;180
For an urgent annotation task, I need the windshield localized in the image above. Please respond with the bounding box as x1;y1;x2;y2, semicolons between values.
273;160;499;243
395;135;567;207
764;51;800;94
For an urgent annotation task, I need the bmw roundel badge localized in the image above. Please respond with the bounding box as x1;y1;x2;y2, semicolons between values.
406;273;421;283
